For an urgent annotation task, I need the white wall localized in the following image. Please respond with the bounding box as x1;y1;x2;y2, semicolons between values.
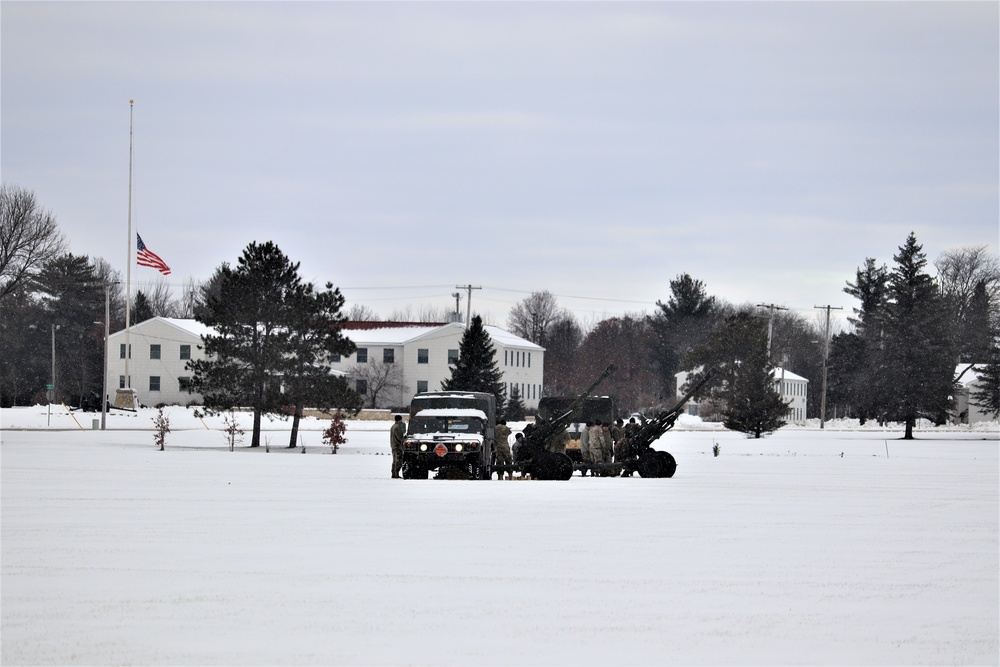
106;319;206;407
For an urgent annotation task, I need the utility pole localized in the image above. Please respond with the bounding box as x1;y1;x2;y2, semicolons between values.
455;285;481;327
756;303;788;360
815;304;843;429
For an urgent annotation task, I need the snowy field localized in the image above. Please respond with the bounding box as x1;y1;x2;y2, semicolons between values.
2;406;998;666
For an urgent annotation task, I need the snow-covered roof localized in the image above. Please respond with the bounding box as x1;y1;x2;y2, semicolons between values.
956;364;982;387
771;367;808;383
157;317;216;339
343;321;542;350
411;408;488;420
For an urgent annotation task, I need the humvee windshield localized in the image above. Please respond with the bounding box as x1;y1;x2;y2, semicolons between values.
409;416;485;435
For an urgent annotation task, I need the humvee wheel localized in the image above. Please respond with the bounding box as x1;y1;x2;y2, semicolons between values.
637;451;663;478
402;463;428;479
656;451;677;478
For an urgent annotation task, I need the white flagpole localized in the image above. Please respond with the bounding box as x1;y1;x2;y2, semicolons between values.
125;99;133;389
114;99;137;410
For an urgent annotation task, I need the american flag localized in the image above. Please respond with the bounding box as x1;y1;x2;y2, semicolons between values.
136;234;171;275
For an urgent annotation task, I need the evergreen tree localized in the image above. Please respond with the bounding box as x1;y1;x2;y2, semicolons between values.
880;233;956;438
281;280;362;447
685;310;789;437
970;346;1000;419
189;242;304;447
649;273;718;397
132;290;153;324
505;385;526;421
441;315;506;417
35;254;105;408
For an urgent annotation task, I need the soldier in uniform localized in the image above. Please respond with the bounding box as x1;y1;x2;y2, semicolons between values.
547;427;570;455
579;420;593;475
589;420;609;473
389;414;406;478
494;419;513;480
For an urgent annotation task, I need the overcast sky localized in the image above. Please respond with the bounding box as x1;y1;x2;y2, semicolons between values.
3;1;997;329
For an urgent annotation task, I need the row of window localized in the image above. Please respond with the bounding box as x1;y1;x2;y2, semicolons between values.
509;383;539;400
504;350;532;368
777;381;807;398
119;376;191;392
334;347;460;365
120;344;191;360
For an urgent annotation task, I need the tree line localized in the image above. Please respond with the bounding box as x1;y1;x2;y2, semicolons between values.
3;182;999;438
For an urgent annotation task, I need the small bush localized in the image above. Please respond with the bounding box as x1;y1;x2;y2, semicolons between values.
153;407;170;451
323;411;348;454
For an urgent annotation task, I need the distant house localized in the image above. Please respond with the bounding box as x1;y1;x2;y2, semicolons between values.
954;364;994;424
106;317;213;407
105;318;544;410
675;367;809;424
333;321;545;409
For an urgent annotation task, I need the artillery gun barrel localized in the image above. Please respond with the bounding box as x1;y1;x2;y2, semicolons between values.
629;368;717;450
523;364;616;452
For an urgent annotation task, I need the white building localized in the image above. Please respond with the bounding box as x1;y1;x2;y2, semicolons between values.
106;318;544;410
333;321;544;409
675;366;809;424
106;317;213;407
954;363;995;424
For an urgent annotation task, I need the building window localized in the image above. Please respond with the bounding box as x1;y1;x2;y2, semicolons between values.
504;350;508;366
119;375;125;389
383;348;395;364
150;344;161;360
119;344;130;359
356;379;367;395
331;353;341;363
417;380;428;393
179;344;191;360
418;348;429;364
356;348;368;363
448;349;459;364
528;352;531;368
149;376;161;391
179;377;191;391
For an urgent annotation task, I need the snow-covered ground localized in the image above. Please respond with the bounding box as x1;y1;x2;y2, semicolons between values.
2;405;998;666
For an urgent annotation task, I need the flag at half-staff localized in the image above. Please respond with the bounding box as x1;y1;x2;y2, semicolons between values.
136;233;171;275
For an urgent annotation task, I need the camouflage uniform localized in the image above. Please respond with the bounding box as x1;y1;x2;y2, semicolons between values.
547;428;570;455
389;416;406;478
589;424;609;465
580;423;592;463
494;422;513;479
611;420;624;462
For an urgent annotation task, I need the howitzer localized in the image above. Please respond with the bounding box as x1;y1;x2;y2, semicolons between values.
514;364;616;480
618;367;718;478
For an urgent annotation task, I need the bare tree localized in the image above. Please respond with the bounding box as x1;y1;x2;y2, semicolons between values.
179;276;200;318
935;245;1000;320
346;303;381;322
507;290;564;345
386;303;451;323
350;358;405;408
0;184;67;302
138;278;180;317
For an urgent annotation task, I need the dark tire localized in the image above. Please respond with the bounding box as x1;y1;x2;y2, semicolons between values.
637;451;663;478
656;451;677;478
532;452;573;481
402;462;429;480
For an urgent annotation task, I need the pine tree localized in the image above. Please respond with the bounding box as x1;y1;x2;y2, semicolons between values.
971;346;1000;418
281;281;362;447
686;310;790;438
441;315;506;416
506;385;526;421
880;233;956;438
649;273;718;396
189;242;306;447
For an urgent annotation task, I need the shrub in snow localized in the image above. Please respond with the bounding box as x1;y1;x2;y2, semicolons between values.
323;411;348;454
153;407;170;451
222;410;244;452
